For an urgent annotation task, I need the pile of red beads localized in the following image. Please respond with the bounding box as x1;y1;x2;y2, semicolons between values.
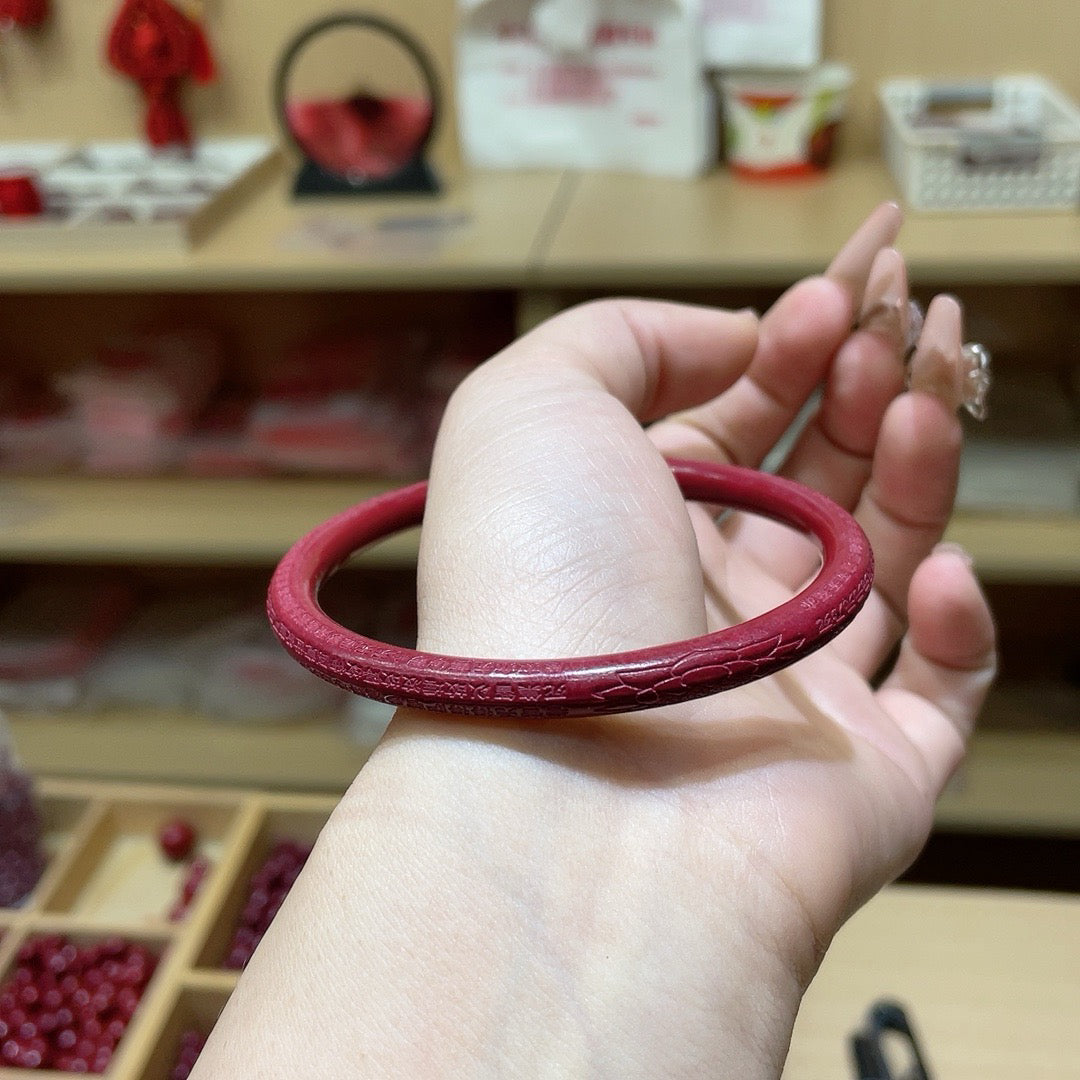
0;934;158;1072
169;1028;207;1080
222;839;311;970
157;819;197;863
167;856;212;923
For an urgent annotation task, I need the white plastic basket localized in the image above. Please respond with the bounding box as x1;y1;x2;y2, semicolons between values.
879;76;1080;211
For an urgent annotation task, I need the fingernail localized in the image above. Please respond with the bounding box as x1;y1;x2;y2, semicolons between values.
826;202;905;310
933;541;974;567
907;294;965;410
857;248;908;347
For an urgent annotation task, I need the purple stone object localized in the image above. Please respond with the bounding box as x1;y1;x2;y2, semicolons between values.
0;748;45;908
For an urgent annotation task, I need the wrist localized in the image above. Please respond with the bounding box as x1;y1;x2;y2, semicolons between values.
331;710;815;1078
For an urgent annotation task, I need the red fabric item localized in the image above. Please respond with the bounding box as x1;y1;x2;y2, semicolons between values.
145;79;190;148
285;94;432;179
0;0;49;28
186;17;215;82
0;173;44;216
105;0;217;148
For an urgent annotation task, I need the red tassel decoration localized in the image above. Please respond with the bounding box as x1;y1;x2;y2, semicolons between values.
0;0;49;28
105;0;217;149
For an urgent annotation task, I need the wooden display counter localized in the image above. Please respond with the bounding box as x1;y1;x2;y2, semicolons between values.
0;475;1076;578
7;718;1080;838
0;777;339;1079
0;165;569;294
1;155;1077;824
541;159;1080;286
785;884;1080;1079
2;159;1079;294
2;777;1076;1079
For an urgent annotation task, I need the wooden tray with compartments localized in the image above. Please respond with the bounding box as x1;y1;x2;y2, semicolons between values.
0;777;339;1079
0;139;278;252
5;776;1079;1079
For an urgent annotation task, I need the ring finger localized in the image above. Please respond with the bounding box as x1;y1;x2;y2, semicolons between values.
723;246;912;583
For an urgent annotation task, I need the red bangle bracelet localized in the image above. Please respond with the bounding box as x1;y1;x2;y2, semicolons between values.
267;459;874;718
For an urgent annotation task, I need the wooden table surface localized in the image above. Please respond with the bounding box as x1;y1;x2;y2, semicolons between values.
785;885;1080;1079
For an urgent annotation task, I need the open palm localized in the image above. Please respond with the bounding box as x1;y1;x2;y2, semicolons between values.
415;202;997;954
191;205;998;1080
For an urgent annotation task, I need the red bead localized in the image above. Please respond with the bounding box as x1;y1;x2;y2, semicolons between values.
158;819;197;861
115;987;140;1019
0;932;158;1072
80;1016;104;1039
169;1028;207;1079
17;1044;44;1068
221;839;311;967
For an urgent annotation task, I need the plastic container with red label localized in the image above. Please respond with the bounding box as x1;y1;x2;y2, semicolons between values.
717;63;852;179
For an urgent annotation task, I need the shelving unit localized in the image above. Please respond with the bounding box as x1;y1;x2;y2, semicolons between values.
3;159;1078;293
1;473;1076;578
4;776;1076;1079
0;476;418;566
4;155;1078;837
7;715;1080;838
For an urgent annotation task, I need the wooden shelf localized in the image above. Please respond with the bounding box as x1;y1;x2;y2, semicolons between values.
945;512;1080;582
8;713;1079;835
539;159;1080;287
0;165;569;294
1;475;1075;579
0;476;418;566
2;159;1078;294
786;884;1080;1080
10;708;372;792
935;730;1080;835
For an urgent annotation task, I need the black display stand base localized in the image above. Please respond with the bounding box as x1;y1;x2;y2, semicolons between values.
291;157;441;198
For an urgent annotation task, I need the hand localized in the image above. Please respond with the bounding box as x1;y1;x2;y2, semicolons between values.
416;197;996;909
192;205;996;1079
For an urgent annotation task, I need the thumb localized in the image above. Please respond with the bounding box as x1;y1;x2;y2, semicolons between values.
416;301;758;660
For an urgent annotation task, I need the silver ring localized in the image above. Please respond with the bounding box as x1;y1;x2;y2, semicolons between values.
960;342;991;421
903;299;925;359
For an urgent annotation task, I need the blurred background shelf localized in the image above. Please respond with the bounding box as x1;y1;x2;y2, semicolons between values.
2;160;1078;294
0;476;418;566
7;707;367;791
1;475;1075;580
538;160;1080;287
9;707;1078;836
944;512;1080;583
1;0;1076;864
